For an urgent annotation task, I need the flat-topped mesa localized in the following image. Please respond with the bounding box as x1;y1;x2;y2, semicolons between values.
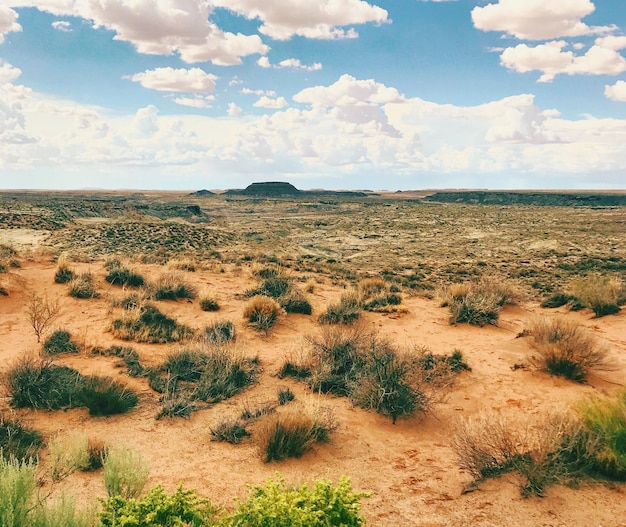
241;182;300;196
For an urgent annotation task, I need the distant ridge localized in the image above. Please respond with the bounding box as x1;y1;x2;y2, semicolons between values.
425;191;626;207
189;189;215;197
225;181;300;197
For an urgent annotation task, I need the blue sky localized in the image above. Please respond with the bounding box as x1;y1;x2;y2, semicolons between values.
1;0;626;190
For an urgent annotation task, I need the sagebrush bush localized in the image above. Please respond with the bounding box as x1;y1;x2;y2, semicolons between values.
569;274;623;317
0;457;37;527
280;292;313;315
49;433;91;481
223;474;367;527
0;415;43;463
69;273;98;299
54;264;74;284
103;444;149;499
243;295;283;332
43;329;79;355
259;405;336;462
152;271;196;301
111;304;194;344
526;317;609;383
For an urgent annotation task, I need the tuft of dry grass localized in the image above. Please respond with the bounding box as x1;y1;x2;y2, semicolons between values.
526;317;610;383
243;295;284;333
152;271;197;301
569;274;623;317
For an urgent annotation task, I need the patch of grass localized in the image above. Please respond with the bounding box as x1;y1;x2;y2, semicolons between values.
150;347;260;418
105;265;145;287
243;295;283;332
0;415;43;463
6;359;82;410
540;292;578;309
280;291;313;315
278;361;312;380
278;387;295;405
54;264;74;284
68;273;98;299
103;444;149;499
202;320;236;344
199;294;220;312
569;274;623;318
577;391;626;480
77;375;139;417
526;317;610;383
259;405;336;462
111;304;194;344
91;345;144;377
153;271;196;301
318;293;361;325
42;330;80;355
210;419;250;444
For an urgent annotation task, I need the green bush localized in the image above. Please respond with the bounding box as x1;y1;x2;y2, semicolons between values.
100;484;216;527
77;376;138;417
103;445;149;499
54;265;74;284
43;330;79;355
6;360;82;410
280;293;312;315
223;475;367;527
111;304;194;344
540;292;578;309
0;415;43;463
105;267;145;288
69;273;98;299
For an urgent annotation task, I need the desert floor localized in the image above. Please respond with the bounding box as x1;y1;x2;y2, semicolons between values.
1;243;625;527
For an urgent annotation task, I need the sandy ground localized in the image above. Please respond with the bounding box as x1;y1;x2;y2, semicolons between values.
1;256;625;527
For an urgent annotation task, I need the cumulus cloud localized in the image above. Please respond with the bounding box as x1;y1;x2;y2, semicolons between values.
227;102;242;117
605;80;626;101
211;0;388;40
51;20;71;32
500;37;626;82
8;0;268;65
174;95;215;108
0;6;21;43
242;88;276;96
253;96;288;109
127;67;217;93
257;56;322;71
472;0;615;40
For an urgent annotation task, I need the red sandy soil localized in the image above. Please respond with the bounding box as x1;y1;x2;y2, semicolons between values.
1;255;625;527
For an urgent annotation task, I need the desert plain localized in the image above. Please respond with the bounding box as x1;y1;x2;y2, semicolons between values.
0;188;625;526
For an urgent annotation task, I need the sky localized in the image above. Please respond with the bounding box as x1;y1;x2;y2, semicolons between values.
1;1;626;190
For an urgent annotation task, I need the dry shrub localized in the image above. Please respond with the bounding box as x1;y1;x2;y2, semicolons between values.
210;419;249;444
111;304;194;344
199;293;220;312
243;295;284;332
0;414;43;463
68;273;98;299
152;271;197;301
526;317;610;383
357;277;387;300
26;292;60;343
167;256;197;272
569;274;623;317
444;277;518;326
318;292;360;325
258;404;336;462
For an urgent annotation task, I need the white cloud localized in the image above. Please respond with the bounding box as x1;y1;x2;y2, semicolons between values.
227;102;242;117
253;96;288;109
211;0;388;40
51;20;71;32
500;37;626;82
256;56;322;71
174;95;215;108
3;69;626;188
127;67;217;93
8;0;268;65
472;0;615;40
605;80;626;101
242;88;276;96
0;6;21;43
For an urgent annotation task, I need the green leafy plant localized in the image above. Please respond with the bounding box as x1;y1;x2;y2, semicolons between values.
223;474;367;526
